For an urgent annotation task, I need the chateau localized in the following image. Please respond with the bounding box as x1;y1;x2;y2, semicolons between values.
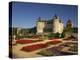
36;15;64;34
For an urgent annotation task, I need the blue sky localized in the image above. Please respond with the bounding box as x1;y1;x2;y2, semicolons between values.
11;1;78;28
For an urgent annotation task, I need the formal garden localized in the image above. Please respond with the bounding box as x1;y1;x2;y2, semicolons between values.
9;26;78;58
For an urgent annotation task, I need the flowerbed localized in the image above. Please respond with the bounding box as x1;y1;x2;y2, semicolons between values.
21;44;47;52
16;39;43;44
16;40;33;44
46;40;62;45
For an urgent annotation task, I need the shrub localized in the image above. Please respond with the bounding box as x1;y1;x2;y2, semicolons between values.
48;33;61;39
48;33;55;38
37;49;54;56
54;32;60;38
60;32;65;38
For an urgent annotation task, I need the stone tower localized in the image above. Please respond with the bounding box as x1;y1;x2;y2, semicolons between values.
36;17;45;34
53;15;64;33
66;19;73;29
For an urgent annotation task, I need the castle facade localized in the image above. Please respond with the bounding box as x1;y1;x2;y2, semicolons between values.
36;15;64;34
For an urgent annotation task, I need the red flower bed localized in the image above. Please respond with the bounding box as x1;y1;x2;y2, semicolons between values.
46;40;62;45
21;44;47;52
16;40;33;44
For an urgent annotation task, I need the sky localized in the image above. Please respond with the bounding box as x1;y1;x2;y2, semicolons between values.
11;1;78;28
